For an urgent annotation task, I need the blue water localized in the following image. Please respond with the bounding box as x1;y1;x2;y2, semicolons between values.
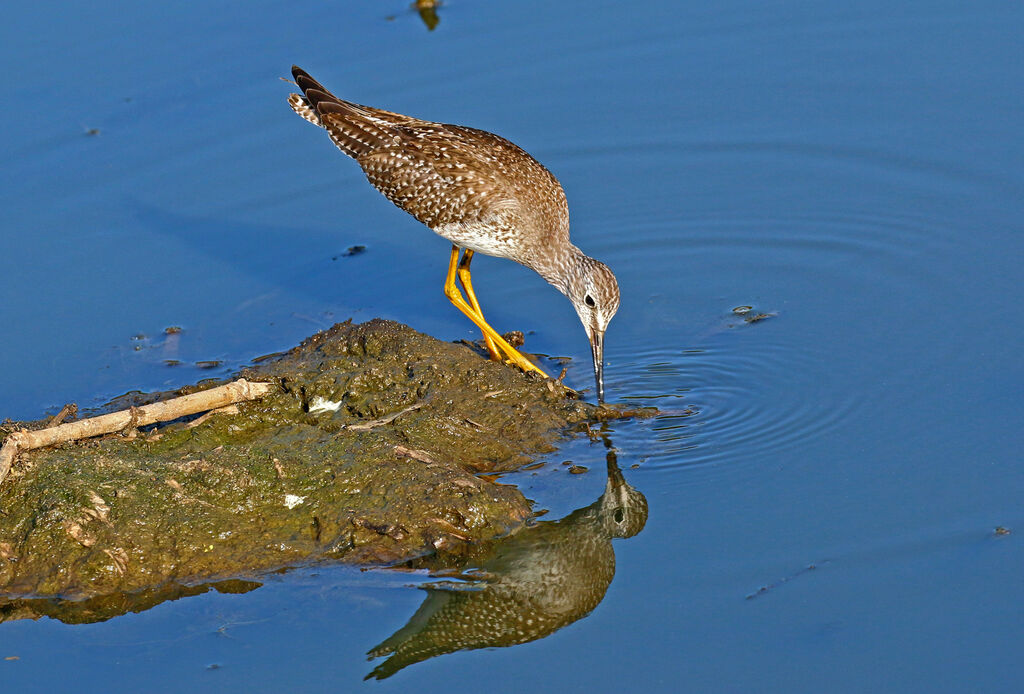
2;1;1022;691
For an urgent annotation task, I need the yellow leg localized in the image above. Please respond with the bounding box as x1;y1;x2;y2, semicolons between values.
457;250;501;361
444;246;548;378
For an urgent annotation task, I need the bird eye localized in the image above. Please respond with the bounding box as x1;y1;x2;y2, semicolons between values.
584;294;596;308
614;508;625;523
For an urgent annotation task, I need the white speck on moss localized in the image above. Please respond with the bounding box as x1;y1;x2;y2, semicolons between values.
284;494;306;509
309;397;342;413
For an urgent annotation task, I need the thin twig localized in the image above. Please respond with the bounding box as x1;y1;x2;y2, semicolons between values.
184;404;240;430
343;403;423;432
393;445;437;465
46;403;78;427
0;379;275;488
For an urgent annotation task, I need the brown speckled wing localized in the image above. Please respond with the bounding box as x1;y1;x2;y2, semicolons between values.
289;66;567;235
355;124;530;230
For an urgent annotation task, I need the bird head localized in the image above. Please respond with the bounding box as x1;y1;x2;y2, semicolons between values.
566;256;620;403
598;446;648;537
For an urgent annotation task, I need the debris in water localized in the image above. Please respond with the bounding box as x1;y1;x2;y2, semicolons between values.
333;245;367;260
746;560;828;600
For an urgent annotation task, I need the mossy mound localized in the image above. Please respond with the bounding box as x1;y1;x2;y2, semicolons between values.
0;319;627;618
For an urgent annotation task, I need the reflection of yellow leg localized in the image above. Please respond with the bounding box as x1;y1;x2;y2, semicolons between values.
457;250;501;361
444;246;548;377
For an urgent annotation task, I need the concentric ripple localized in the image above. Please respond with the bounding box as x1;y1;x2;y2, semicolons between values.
556;156;975;472
606;339;862;469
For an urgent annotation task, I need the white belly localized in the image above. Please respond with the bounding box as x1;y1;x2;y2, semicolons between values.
433;221;521;260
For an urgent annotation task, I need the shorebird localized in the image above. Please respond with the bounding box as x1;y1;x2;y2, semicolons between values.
287;66;619;402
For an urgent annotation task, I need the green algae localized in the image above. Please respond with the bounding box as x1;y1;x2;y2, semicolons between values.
0;319;648;621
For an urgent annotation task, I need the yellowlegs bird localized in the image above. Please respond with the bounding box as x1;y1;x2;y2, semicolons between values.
288;66;619;402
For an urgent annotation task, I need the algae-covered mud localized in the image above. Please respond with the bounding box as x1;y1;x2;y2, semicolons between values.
0;320;648;622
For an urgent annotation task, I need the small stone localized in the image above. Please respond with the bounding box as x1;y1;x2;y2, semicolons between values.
501;331;525;347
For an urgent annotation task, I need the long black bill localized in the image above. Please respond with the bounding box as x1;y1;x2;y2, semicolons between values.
589;329;606;403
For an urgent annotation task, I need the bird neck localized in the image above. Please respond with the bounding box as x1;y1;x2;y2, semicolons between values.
534;244;586;298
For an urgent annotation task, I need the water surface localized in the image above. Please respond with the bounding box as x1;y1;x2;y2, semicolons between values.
1;0;1022;691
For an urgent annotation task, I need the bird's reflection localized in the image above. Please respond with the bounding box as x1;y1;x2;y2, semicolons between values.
415;0;441;31
365;441;648;680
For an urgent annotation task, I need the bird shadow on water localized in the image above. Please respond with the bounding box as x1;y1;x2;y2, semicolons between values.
362;438;648;680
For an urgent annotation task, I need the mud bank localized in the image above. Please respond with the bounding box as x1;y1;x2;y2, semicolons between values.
0;320;646;621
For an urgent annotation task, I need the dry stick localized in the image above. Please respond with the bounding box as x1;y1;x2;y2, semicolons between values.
0;379;275;488
342;403;424;432
46;403;78;427
184;404;240;430
393;445;437;465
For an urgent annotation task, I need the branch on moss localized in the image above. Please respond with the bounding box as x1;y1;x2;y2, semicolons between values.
0;379;276;488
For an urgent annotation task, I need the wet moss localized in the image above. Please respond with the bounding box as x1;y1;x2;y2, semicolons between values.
0;320;643;610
